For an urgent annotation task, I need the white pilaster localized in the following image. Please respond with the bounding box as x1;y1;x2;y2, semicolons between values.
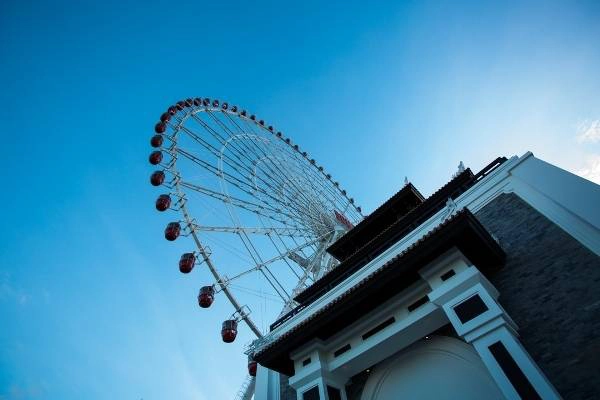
288;340;348;400
425;256;561;400
255;365;281;400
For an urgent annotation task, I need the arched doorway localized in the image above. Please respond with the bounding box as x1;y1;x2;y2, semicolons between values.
361;336;504;400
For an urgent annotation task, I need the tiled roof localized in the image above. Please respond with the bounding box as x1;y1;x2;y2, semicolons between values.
327;183;424;260
293;168;475;305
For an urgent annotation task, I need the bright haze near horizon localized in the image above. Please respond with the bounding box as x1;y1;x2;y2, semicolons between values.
1;1;599;399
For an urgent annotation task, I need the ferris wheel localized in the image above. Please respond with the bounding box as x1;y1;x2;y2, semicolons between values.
147;97;363;398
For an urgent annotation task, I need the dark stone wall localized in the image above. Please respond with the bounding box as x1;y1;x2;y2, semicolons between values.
476;193;600;399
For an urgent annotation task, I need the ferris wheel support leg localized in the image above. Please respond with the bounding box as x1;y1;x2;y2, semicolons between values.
179;199;264;338
234;375;256;400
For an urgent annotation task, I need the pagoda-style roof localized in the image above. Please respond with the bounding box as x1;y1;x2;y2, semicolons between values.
327;183;425;262
291;157;507;308
293;169;473;306
254;209;506;375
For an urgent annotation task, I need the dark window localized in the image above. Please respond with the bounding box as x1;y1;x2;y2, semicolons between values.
362;317;396;340
333;344;351;357
302;357;311;366
489;341;541;400
453;294;488;323
303;386;320;400
407;295;428;312
327;386;342;400
440;269;456;281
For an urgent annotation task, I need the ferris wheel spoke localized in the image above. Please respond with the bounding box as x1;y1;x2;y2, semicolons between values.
226;145;323;224
227;284;284;304
215;112;326;218
260;263;292;300
191;111;283;185
177;124;223;158
239;120;325;213
180;122;292;206
217;236;321;290
185;106;360;220
256;234;324;273
262;229;306;280
220;114;310;196
230;226;295;304
190;223;312;237
252;154;326;223
227;235;291;304
175;147;287;210
185;116;279;193
273;143;358;218
179;180;307;227
188;114;282;190
246;132;334;216
177;128;322;228
255;216;324;285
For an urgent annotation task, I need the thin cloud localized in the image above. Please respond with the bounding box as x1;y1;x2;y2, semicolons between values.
577;154;600;184
577;120;600;143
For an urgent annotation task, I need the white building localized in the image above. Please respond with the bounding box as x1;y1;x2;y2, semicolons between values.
252;152;600;400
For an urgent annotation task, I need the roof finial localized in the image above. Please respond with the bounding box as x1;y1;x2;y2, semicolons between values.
404;176;409;186
457;161;465;173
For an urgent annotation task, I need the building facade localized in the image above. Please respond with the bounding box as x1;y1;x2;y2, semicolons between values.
252;152;600;400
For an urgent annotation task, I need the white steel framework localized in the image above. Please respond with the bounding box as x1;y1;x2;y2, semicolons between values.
148;98;364;398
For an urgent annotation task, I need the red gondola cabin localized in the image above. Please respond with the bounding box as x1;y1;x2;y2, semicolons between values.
150;170;165;186
149;151;163;165
155;194;171;211
248;356;257;377
221;319;238;343
155;122;166;134
164;222;181;241
198;286;215;308
150;134;163;148
179;253;196;273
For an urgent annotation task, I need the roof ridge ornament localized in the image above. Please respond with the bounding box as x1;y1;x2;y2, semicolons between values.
452;161;466;178
404;176;409;186
440;197;458;221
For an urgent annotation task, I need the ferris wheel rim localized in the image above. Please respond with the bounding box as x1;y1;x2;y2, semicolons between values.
153;97;364;340
171;105;363;213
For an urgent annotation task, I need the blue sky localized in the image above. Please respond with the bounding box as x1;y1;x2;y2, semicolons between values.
1;1;599;399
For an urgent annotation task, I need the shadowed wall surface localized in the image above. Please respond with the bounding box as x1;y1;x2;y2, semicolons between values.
476;193;600;399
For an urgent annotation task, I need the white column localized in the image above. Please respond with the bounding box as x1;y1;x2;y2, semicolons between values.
425;258;561;400
288;340;348;400
255;365;281;400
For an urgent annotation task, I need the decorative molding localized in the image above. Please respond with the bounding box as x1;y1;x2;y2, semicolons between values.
440;197;458;221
